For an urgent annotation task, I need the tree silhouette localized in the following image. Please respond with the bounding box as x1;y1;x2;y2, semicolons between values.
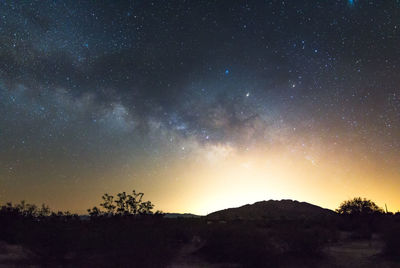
336;197;384;216
88;190;155;217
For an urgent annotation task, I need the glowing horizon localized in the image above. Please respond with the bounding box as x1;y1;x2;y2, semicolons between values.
2;138;399;215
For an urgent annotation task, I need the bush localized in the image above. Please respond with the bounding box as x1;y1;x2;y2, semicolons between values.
336;197;384;236
336;197;384;216
87;190;157;217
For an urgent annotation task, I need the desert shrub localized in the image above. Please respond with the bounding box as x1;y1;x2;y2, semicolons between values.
87;190;157;217
336;197;385;238
336;197;384;216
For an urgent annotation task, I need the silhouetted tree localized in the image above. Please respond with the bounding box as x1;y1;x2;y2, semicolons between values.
336;197;384;238
88;190;155;217
336;197;384;216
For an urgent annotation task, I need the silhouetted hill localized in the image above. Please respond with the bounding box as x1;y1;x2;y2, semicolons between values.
207;199;335;220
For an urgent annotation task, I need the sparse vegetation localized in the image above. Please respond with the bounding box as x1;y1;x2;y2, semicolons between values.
0;191;172;267
1;196;399;267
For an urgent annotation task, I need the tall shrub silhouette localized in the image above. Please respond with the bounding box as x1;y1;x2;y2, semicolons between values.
87;190;155;216
336;197;384;237
336;197;384;216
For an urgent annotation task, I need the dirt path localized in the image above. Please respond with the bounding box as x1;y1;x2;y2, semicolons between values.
324;239;382;267
0;241;37;267
323;235;400;268
169;234;400;268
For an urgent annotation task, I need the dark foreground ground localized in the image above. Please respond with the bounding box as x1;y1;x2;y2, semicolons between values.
169;232;399;268
1;214;400;267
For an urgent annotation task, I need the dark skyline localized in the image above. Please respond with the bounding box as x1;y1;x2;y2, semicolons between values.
1;0;399;214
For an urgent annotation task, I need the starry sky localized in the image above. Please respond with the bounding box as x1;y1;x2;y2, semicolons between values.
1;0;399;214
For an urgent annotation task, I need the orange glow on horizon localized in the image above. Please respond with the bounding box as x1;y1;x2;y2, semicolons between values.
1;141;399;215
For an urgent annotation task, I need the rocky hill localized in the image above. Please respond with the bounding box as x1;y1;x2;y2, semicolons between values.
207;199;335;220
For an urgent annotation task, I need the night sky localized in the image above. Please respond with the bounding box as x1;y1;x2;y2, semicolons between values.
1;0;399;214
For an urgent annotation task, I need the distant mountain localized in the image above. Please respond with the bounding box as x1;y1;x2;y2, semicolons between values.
207;199;335;221
163;213;201;219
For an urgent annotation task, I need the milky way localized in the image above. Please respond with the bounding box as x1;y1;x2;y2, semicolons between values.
1;1;399;213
